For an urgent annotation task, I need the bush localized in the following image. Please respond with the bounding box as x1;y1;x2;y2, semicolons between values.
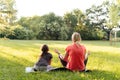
80;29;105;40
117;31;120;37
0;25;35;40
0;26;14;38
59;27;69;40
13;26;35;40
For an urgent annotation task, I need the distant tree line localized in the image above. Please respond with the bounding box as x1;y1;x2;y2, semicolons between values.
0;0;120;40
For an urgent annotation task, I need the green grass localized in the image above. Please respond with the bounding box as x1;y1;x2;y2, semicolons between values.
0;40;120;80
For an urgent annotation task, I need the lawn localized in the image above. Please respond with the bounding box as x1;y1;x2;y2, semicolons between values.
0;40;120;80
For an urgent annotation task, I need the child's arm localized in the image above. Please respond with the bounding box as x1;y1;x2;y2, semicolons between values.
48;59;52;65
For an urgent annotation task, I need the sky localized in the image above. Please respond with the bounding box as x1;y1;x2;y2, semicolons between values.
15;0;106;18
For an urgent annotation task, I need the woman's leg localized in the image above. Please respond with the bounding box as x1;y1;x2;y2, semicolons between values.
84;57;88;66
83;54;92;72
84;52;90;66
59;55;67;67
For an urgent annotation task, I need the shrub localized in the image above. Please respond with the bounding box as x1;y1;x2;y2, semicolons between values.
13;25;35;40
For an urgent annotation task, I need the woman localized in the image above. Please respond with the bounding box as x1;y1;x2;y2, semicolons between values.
55;32;90;72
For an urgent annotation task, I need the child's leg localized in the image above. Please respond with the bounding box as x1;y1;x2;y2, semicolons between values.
33;65;47;71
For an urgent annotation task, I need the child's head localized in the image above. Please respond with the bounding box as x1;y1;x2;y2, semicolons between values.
41;44;49;53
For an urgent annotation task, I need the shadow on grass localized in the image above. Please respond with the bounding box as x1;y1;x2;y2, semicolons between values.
84;69;119;80
0;56;22;79
0;52;37;80
0;54;119;80
0;43;120;80
0;51;34;65
24;69;119;80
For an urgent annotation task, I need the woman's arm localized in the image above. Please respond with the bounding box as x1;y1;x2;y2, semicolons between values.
63;52;69;62
85;51;90;59
54;49;64;59
55;49;69;61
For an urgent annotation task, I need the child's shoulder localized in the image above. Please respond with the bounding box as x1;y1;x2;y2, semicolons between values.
47;52;53;56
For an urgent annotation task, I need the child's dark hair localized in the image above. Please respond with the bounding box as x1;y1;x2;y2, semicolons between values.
41;44;49;56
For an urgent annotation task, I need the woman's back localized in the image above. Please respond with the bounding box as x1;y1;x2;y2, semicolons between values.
65;43;86;71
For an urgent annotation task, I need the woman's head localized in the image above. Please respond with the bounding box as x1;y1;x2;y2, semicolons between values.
71;32;81;42
41;44;49;53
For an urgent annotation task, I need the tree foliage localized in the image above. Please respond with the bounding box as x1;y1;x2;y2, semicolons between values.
37;13;68;40
108;0;120;27
63;9;85;39
17;13;68;40
1;0;119;40
0;0;17;25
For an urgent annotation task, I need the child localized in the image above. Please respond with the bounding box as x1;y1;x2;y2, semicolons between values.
33;44;53;71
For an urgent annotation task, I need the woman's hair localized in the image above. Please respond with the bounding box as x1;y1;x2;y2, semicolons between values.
71;32;81;42
41;44;49;56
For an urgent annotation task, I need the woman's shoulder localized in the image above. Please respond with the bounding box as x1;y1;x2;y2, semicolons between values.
81;44;86;47
80;44;86;50
66;44;72;48
66;44;74;50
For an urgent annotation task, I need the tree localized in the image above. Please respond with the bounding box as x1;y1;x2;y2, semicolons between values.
17;16;44;39
0;0;17;25
37;13;68;40
83;1;110;40
108;0;120;27
104;0;120;40
85;1;109;29
73;9;86;32
17;14;68;40
63;9;85;39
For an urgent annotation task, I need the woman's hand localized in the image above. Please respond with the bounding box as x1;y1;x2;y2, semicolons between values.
54;49;60;55
87;50;91;55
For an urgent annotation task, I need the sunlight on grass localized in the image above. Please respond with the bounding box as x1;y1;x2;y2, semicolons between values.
0;45;38;66
86;45;120;54
0;40;120;80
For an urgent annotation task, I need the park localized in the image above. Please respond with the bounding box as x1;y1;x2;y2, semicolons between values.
0;40;120;80
0;0;120;80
